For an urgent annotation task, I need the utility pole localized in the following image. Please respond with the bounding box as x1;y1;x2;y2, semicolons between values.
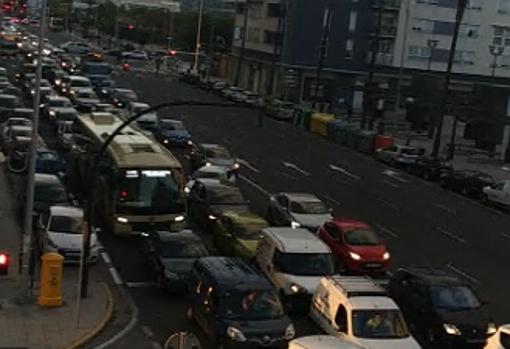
266;1;286;97
234;0;249;86
362;0;384;130
394;0;410;111
193;0;204;72
313;2;334;110
431;0;468;159
18;0;47;303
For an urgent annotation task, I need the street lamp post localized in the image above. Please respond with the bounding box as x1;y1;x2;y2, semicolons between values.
489;45;504;77
394;0;410;111
427;39;439;72
193;0;204;72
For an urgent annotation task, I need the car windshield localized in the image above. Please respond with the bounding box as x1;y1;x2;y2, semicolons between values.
118;169;184;214
352;310;410;339
344;228;381;246
71;80;91;87
159;239;207;258
290;200;328;214
204;146;231;159
401;148;425;156
194;170;223;180
13;129;32;138
275;252;334;276
49;215;82;234
118;90;137;100
223;290;284;320
234;222;267;240
38;152;58;161
35;183;67;203
82;64;111;75
208;187;245;205
161;120;185;131
77;92;95;99
59;112;76;121
51;100;70;107
430;286;481;310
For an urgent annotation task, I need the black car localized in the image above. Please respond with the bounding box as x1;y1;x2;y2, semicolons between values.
187;179;250;232
406;156;452;181
31;173;71;217
440;169;494;199
153;119;193;148
189;143;239;172
141;229;208;292
107;88;138;108
389;267;495;349
188;257;295;348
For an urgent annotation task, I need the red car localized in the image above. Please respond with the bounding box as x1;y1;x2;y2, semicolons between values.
317;218;390;275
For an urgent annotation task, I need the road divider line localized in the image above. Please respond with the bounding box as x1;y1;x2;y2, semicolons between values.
108;267;123;285
281;172;297;180
329;164;361;180
433;203;457;215
282;161;310;176
447;264;479;284
239;174;270;197
323;195;341;207
100;252;111;265
238;158;261;173
377;198;399;211
382;180;400;189
375;224;399;238
382;169;408;183
125;281;156;288
437;227;466;244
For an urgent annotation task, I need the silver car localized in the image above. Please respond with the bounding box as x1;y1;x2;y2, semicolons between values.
376;144;426;167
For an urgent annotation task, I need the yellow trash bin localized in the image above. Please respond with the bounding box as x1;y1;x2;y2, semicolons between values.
310;113;335;137
38;252;64;307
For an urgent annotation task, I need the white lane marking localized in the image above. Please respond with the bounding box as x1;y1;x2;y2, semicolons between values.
238;174;270;197
329;164;361;180
141;325;156;339
502;232;510;239
437;227;467;244
108;267;123;285
378;198;399;211
125;281;157;288
323;195;341;207
237;158;261;173
282;161;310;176
382;169;408;183
433;203;457;215
447;264;479;284
375;224;399;238
382;180;400;189
100;252;111;265
281;172;297;180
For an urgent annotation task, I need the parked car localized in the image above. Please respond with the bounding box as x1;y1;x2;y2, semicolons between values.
212;211;268;260
389;267;494;349
482;179;510;209
267;192;332;231
3;125;32;153
188;257;295;348
375;144;426;167
1;117;31;143
121;50;149;60
221;86;244;99
265;99;295;121
406;155;452;181
107;88;138;108
32;173;70;217
141;229;208;291
317;218;390;275
244;92;264;107
187;179;250;232
189;143;239;172
154;119;192;148
38;206;99;264
185;165;237;195
440;169;494;199
35;149;65;175
60;41;90;55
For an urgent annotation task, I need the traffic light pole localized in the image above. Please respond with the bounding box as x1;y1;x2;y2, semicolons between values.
431;0;467;159
313;2;334;110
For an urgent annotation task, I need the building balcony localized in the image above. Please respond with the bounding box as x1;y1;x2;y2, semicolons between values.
370;25;398;37
366;52;394;66
371;0;401;11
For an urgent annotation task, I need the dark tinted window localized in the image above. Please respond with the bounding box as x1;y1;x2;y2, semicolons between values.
207;187;244;204
159;239;207;258
273;251;334;276
35;183;67;203
290;200;328;214
430;286;481;310
223;290;284;320
49;215;82;234
204;146;231;159
344;228;381;246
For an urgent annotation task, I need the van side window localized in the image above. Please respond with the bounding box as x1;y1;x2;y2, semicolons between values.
501;331;510;349
335;304;348;333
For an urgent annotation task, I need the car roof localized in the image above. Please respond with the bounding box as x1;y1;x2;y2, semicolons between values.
195;165;230;174
50;205;83;217
290;336;362;349
331;218;371;230
69;75;89;81
7;117;30;122
400;267;466;286
55;107;77;113
156;229;201;242
280;192;322;202
262;227;331;253
14;108;33;113
222;211;268;225
0;94;16;99
349;295;400;311
48;96;68;101
115;88;135;93
10;125;32;131
195;257;271;291
35;173;61;184
131;102;149;108
200;143;226;150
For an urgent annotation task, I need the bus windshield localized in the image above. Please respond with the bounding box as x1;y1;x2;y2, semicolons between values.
118;169;184;214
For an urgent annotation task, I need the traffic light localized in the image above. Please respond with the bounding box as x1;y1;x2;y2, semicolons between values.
0;252;9;275
168;50;177;56
127;24;135;30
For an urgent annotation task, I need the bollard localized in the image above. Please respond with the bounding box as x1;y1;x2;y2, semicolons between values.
38;252;64;307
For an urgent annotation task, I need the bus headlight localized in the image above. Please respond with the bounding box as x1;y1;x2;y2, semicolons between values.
173;215;185;222
117;217;128;224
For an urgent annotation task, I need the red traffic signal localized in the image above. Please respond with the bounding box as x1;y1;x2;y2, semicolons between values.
0;252;9;275
168;50;177;56
127;24;135;30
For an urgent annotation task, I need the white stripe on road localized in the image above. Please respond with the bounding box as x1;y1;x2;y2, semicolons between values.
108;267;123;285
282;161;310;176
382;180;400;189
433;203;456;215
100;252;111;265
447;264;479;284
375;224;399;238
382;169;408;183
125;281;156;288
437;227;466;244
329;164;361;180
238;158;261;173
239;174;270;197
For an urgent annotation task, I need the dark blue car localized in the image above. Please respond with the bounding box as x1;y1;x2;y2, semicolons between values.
155;119;192;148
35;150;65;175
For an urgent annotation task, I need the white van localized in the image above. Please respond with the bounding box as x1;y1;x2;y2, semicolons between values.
289;335;363;349
485;324;510;349
310;276;421;349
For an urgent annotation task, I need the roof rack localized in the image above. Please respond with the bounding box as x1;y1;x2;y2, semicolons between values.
329;276;388;298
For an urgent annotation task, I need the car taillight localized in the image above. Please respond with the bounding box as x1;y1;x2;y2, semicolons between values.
0;252;9;275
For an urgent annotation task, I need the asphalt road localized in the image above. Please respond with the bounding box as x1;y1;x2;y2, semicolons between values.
23;29;510;347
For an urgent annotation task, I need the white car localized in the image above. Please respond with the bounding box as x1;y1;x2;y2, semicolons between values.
485;324;510;349
121;50;149;60
185;165;237;194
40;206;99;264
1;117;31;142
222;86;244;99
376;145;425;167
483;180;510;208
289;336;362;349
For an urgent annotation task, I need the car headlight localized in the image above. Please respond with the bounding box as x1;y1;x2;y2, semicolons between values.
383;251;391;260
49;111;56;117
117;217;128;224
39;103;44;108
163;139;169;144
290;283;305;293
284;324;296;340
17;42;22;48
443;323;461;336
487;323;497;335
61;62;67;67
173;215;185;222
290;221;301;229
233;163;240;170
227;327;246;342
164;269;179;280
205;162;212;167
349;251;361;261
101;89;107;94
55;79;61;85
184;187;191;194
30;89;35;95
208;214;217;220
187;140;193;146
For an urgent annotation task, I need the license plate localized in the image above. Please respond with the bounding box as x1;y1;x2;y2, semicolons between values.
366;263;382;268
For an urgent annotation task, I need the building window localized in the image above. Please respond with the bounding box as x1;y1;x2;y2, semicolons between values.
267;3;281;17
412;18;434;33
416;0;438;5
467;0;482;10
501;55;510;68
459;24;479;38
408;45;430;59
264;30;280;45
236;3;245;14
499;0;510;13
454;50;475;65
493;26;510;46
345;39;354;59
247;28;260;43
348;11;357;32
234;26;242;40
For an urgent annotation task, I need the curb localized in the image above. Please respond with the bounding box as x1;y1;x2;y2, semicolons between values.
63;282;114;349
